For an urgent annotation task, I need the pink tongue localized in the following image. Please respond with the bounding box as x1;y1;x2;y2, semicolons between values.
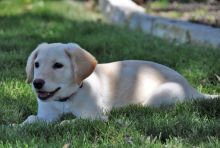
39;92;49;98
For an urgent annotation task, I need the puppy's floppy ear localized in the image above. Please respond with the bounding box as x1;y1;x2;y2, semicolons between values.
26;49;38;83
65;43;97;85
25;43;47;83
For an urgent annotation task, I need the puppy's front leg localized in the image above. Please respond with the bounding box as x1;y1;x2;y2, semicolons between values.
21;114;59;125
21;101;61;125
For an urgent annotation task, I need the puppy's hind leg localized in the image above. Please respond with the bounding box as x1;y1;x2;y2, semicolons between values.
144;82;187;107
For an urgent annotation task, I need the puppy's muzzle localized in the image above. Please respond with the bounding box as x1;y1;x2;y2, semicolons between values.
33;79;45;89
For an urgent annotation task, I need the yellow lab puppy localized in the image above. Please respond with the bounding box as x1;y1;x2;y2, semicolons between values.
22;43;219;124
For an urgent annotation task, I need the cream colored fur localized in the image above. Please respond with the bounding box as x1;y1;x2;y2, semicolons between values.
22;43;218;124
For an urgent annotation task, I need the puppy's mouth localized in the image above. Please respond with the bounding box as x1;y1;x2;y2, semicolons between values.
37;87;61;101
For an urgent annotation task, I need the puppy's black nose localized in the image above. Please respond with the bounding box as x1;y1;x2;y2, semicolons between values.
33;79;45;89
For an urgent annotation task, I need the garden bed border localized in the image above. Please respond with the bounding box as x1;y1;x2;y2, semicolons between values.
99;0;220;48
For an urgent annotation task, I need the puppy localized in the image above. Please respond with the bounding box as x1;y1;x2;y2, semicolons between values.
22;43;219;124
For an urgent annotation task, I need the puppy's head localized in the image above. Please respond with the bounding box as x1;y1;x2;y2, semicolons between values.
26;43;97;101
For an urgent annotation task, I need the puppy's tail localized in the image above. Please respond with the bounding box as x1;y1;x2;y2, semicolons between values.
202;93;220;99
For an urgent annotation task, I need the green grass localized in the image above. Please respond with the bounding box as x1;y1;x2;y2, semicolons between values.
0;0;220;147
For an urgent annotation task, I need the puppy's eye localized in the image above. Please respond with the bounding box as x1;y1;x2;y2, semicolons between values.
53;62;63;69
35;62;39;68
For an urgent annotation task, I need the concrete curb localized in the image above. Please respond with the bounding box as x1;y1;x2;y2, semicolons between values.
99;0;220;48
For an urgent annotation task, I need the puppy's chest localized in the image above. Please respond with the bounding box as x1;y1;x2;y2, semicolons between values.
58;102;81;117
58;99;97;118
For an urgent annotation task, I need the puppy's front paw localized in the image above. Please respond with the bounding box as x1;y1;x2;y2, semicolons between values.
100;115;108;122
21;115;40;125
59;119;76;126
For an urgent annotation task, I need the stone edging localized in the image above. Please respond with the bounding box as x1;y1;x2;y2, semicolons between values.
99;0;220;48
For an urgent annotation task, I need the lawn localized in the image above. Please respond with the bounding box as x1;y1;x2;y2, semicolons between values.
0;0;220;147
